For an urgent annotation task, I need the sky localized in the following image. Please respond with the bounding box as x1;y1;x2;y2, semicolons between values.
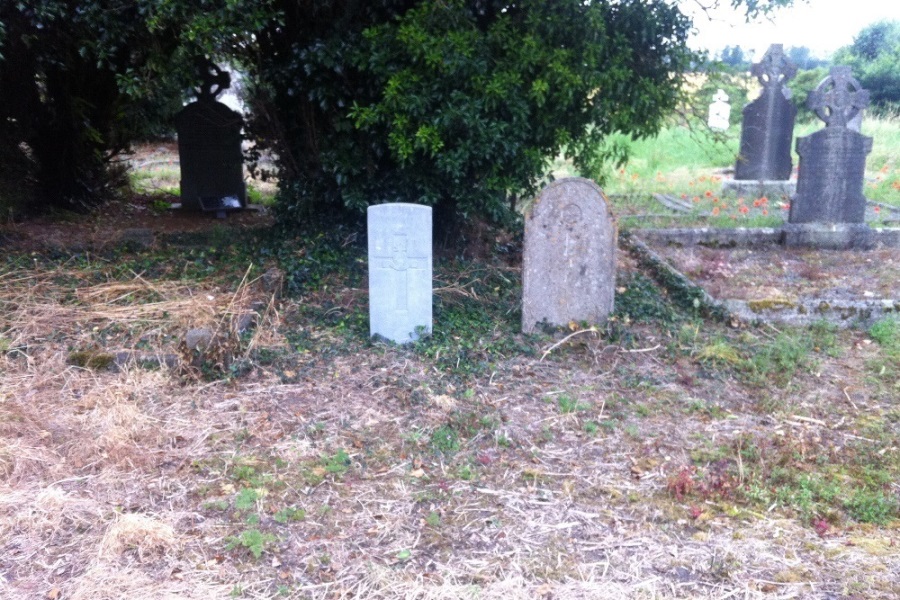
680;0;900;59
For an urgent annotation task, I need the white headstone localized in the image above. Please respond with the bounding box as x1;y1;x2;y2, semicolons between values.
522;178;616;333
708;89;731;131
368;203;433;343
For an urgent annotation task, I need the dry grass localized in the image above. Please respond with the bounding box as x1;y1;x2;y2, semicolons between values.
1;255;898;600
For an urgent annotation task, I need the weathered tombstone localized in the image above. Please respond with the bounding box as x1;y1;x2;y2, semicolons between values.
522;178;616;333
708;89;731;131
368;203;432;343
175;62;246;217
723;45;797;198
784;66;873;249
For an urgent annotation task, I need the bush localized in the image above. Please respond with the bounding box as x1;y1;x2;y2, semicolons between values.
246;0;695;231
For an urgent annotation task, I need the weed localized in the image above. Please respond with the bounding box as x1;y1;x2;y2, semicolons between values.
557;395;588;414
844;489;899;525
742;331;814;387
322;449;351;475
869;316;899;347
455;464;475;481
274;507;306;523
613;272;680;325
583;421;599;435
234;488;259;511
425;511;441;527
430;425;460;455
696;340;743;367
225;529;277;559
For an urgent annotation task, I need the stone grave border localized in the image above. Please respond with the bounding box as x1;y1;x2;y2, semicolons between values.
622;229;900;328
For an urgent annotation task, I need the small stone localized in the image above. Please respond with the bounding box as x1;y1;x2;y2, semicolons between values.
233;311;257;334
184;328;214;351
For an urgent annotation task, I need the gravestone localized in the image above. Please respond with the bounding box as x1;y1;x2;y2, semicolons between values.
368;203;432;343
522;178;616;333
708;89;731;131
784;66;873;249
175;62;246;216
735;45;797;181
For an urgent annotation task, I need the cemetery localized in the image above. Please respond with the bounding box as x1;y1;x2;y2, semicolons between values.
1;5;900;599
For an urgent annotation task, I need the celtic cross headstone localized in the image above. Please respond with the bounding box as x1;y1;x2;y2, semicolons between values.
522;178;616;333
785;67;874;248
368;203;432;343
734;44;797;182
175;61;246;215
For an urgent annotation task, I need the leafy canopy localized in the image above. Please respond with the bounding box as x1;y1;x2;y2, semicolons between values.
833;20;900;109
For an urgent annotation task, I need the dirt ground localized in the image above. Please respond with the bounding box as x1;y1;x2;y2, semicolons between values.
0;201;898;600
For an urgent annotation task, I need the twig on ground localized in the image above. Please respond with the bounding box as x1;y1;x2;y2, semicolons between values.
539;328;601;361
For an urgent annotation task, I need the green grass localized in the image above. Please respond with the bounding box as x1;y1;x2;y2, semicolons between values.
567;113;900;223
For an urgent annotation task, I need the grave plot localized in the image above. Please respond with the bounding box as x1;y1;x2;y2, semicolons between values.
632;239;899;327
623;64;900;328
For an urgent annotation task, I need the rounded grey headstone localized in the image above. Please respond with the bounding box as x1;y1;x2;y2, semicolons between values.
522;178;616;333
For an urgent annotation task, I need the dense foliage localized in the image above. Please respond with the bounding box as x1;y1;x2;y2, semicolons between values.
833;20;900;110
247;0;696;229
0;1;271;211
1;0;797;224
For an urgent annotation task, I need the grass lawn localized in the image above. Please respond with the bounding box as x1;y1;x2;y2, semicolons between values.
0;209;898;598
566;113;900;229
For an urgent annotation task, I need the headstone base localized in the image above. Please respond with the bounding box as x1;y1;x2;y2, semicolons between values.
781;223;874;250
722;180;795;199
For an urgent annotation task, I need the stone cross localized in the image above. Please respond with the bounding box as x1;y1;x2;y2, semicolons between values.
751;44;797;88
808;66;870;128
522;178;616;333
195;60;232;102
368;203;432;343
733;44;797;182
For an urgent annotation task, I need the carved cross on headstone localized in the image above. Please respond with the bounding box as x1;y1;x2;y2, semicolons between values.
371;234;428;313
751;44;797;88
808;66;870;128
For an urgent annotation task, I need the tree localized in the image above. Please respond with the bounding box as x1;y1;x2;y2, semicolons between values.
832;20;900;109
246;0;698;229
720;45;751;69
2;0;795;224
0;1;271;212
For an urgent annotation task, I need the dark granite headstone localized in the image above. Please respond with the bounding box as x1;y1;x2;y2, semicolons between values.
734;45;797;181
790;67;871;224
784;67;874;249
175;63;246;215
